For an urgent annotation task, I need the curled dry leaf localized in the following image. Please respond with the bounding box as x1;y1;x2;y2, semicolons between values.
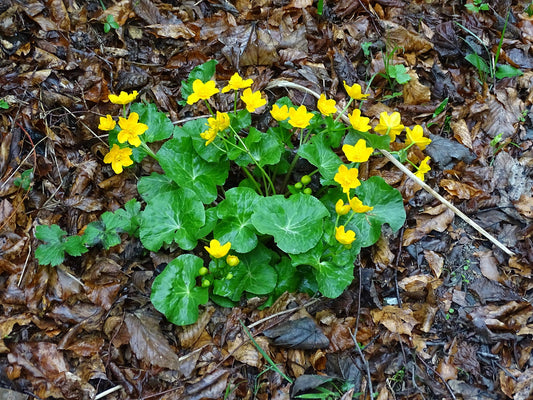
403;204;455;247
439;179;483;200
371;305;418;336
124;311;182;370
423;250;444;278
451;119;473;149
403;71;431;105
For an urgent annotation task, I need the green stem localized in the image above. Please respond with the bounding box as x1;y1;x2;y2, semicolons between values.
334;98;354;123
204;100;215;116
241;166;263;196
140;141;158;160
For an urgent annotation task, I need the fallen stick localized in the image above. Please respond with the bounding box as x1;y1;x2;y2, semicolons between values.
265;80;515;257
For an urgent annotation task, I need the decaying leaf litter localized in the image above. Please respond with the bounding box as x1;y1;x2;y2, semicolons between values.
1;0;533;398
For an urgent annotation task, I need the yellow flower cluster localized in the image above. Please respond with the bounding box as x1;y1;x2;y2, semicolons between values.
98;91;148;174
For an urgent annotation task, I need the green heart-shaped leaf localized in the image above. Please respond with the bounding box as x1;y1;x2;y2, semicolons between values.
157;136;229;204
151;254;209;326
139;187;205;251
214;187;260;253
251;193;329;254
298;133;343;182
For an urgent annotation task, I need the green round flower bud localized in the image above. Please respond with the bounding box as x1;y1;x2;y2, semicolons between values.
303;187;312;195
226;273;233;280
201;279;211;287
198;267;209;276
301;175;311;185
294;182;303;190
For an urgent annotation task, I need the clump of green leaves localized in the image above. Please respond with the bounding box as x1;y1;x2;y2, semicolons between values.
14;169;33;191
0;99;8;109
379;46;411;100
33;61;427;326
103;14;119;33
465;0;489;13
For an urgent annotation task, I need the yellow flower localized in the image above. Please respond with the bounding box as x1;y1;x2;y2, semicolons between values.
207;111;230;133
117;112;148;147
98;115;116;131
414;156;431;181
406;125;431;150
374;111;404;140
103;144;133;174
335;199;351;216
240;88;266;113
221;73;253;93
342;139;374;163
334;164;361;193
270;104;290;121
343;82;369;100
317;94;337;116
349;196;374;213
226;255;240;267
204;239;231;258
348;109;371;132
200;128;217;146
335;225;356;245
187;79;219;105
108;90;138;105
288;105;314;129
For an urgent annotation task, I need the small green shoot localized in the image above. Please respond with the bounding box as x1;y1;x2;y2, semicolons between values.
427;98;449;128
0;99;8;109
317;0;323;15
445;307;455;320
361;42;372;58
13;168;34;191
465;0;489;13
379;45;411;96
526;2;533;17
104;14;120;33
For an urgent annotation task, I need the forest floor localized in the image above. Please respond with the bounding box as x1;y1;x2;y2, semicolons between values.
1;0;533;399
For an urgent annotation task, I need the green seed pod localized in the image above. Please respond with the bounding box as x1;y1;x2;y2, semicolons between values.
301;175;311;185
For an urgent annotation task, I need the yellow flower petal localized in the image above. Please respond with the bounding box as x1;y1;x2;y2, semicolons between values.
334;164;361;193
187;79;219;105
288;105;314;129
343;82;369;100
317;94;337;116
348;109;371;132
270;104;290;121
109;91;138;105
221;73;253;93
374;111;404;140
349;196;373;213
342;139;374;163
240;88;266;113
335;225;356;245
204;239;231;258
98;115;116;131
406;125;431;150
103;144;133;174
335;199;351;216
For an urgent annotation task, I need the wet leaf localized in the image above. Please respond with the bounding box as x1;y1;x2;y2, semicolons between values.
371;305;418;335
263;317;330;349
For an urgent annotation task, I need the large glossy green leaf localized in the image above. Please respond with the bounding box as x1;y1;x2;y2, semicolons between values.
346;176;405;247
151;254;209;326
315;261;354;298
137;173;180;203
234;127;283;167
251;193;330;254
297;133;343;182
139;188;205;251
213;244;277;301
344;129;391;151
174;118;226;163
130;102;174;143
214;187;260;253
157;136;229;204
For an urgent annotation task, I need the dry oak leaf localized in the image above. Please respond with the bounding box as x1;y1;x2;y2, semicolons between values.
440;179;483;200
403;204;455;247
371;305;418;336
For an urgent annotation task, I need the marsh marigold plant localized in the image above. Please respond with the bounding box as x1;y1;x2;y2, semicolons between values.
36;61;438;326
